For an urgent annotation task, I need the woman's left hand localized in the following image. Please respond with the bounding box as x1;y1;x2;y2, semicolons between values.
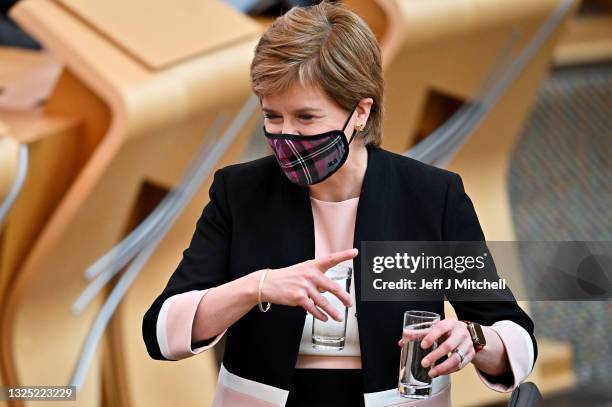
397;318;475;378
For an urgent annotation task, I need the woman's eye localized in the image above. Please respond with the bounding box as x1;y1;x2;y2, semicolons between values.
264;114;315;121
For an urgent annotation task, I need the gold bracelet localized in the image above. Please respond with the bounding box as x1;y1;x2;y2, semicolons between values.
258;269;271;312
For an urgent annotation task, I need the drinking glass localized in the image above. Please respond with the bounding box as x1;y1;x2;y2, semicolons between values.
311;263;352;350
398;310;440;398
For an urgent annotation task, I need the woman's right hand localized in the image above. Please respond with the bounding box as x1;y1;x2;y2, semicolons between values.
259;248;358;322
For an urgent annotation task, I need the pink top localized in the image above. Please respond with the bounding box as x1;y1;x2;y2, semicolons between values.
155;195;536;405
295;196;362;369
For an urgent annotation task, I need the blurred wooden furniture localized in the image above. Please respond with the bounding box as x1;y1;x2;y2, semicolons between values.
343;0;404;69
0;125;20;396
554;10;612;65
0;49;113;407
2;1;262;406
0;132;21;224
0;47;62;111
0;131;24;296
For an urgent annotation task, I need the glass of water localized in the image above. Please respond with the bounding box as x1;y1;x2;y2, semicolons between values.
311;263;352;350
398;310;440;399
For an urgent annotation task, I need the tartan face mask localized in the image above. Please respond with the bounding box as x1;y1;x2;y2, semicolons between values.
263;102;359;186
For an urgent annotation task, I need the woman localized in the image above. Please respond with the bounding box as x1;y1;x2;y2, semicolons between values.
142;2;536;406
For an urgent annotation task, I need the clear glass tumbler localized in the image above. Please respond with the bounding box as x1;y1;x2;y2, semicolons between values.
311;263;352;350
398;310;440;399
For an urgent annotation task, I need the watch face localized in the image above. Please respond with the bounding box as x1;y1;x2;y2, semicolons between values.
473;323;486;345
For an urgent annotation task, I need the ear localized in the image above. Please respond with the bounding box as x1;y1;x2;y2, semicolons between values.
356;98;374;127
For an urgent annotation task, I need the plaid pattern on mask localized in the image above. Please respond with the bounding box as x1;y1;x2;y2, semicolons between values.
265;132;347;186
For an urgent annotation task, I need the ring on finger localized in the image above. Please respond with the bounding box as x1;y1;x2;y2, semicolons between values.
453;347;465;366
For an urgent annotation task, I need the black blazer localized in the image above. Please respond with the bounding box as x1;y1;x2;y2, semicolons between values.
142;143;536;393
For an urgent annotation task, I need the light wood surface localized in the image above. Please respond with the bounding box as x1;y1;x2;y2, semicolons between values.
0;135;20;216
0;72;111;407
0;47;62;111
3;1;262;407
343;0;404;68
56;0;261;70
554;14;612;65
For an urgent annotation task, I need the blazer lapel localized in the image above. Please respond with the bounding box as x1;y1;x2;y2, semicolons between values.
279;163;316;266
276;164;314;384
352;145;397;392
352;144;390;313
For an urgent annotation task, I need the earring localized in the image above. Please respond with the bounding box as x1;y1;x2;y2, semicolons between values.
356;123;365;131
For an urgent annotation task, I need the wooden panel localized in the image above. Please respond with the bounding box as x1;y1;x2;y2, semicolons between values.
4;1;260;405
554;15;612;65
0;47;62;110
0;136;19;206
56;0;262;70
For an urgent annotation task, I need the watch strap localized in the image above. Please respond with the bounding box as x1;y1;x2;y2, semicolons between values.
461;320;486;352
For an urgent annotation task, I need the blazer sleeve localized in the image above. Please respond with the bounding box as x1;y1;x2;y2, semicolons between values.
442;172;538;390
142;168;232;361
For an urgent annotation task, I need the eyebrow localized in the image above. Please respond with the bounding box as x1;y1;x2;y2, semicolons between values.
262;107;322;114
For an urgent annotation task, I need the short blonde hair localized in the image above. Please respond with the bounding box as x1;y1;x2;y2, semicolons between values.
250;1;384;147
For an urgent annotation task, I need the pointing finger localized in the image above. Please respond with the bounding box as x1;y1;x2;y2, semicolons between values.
313;248;358;271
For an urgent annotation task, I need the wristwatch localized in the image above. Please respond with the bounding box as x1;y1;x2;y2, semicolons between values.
462;320;486;352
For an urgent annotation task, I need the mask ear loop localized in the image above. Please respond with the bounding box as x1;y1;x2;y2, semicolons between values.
348;128;358;145
342;101;360;145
